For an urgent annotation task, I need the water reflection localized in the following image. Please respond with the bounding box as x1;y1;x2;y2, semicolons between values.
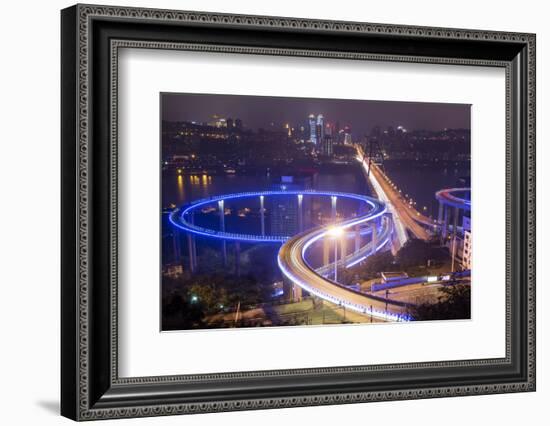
177;174;184;203
384;160;470;218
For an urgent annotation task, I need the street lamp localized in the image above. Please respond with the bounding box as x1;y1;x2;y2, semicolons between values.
327;226;344;282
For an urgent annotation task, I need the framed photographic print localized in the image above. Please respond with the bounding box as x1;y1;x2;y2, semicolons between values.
61;4;536;421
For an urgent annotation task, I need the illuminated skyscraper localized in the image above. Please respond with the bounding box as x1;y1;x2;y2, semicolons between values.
308;114;317;144
321;123;334;156
321;134;333;157
270;176;311;236
316;114;325;146
343;125;352;145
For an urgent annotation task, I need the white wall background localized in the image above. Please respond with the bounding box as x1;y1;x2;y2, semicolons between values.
0;0;546;424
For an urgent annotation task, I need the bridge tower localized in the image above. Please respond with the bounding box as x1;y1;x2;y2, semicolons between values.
365;137;385;178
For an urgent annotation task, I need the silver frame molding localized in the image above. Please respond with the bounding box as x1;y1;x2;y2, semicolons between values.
61;3;536;421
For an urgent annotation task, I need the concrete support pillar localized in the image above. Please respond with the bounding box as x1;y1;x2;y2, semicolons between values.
341;233;347;266
331;196;337;222
187;234;196;273
293;284;303;302
178;235;187;269
259;195;265;236
323;236;330;266
354;225;361;254
190;211;197;270
437;201;444;224
218;200;227;265
221;241;227;266
371;221;378;254
172;231;180;262
333;237;339;282
297;194;303;232
451;206;460;272
235;241;241;277
437;201;445;244
173;230;185;269
452;206;459;241
192;237;197;269
442;206;449;241
218;200;225;231
282;277;293;303
310;195;316;227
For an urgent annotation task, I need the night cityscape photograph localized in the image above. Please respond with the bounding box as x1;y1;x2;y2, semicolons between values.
161;93;472;331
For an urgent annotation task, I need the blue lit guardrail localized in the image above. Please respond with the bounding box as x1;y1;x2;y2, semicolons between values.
169;189;380;243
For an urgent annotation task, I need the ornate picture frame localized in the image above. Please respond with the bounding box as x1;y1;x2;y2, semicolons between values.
61;4;535;421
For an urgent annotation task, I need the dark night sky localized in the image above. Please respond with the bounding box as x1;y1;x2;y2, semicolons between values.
161;93;470;135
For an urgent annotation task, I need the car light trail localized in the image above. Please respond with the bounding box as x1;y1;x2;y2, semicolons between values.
170;189;383;243
435;188;471;210
170;189;411;321
276;195;411;321
356;154;409;247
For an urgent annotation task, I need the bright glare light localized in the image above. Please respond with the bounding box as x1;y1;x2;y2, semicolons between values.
327;226;344;237
427;276;438;283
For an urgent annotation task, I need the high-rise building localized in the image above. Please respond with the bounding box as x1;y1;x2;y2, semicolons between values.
321;123;334;156
308;114;317;145
321;134;333;157
269;176;311;236
343;125;352;145
316;114;325;146
270;197;298;237
461;216;472;270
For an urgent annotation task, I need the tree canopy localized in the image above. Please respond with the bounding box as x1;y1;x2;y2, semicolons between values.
396;239;448;269
411;284;471;321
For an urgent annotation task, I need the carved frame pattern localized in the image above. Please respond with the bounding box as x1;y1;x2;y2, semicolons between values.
61;4;536;421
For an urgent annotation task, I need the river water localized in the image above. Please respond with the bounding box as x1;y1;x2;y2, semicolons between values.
161;160;469;282
161;164;368;269
383;160;470;219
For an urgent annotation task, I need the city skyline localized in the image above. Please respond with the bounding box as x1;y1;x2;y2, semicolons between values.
161;93;471;135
